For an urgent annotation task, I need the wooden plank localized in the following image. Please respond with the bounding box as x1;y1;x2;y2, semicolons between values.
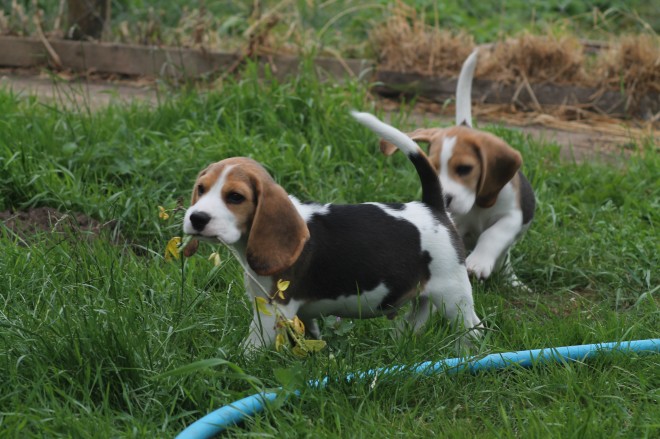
0;36;50;66
0;36;371;80
0;36;240;76
0;35;654;117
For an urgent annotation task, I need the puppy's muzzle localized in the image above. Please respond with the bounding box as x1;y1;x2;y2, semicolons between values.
189;211;211;232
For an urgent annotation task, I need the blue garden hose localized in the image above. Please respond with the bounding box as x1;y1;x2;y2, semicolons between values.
176;339;660;438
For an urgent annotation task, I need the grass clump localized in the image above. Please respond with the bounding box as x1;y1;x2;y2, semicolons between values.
598;34;660;98
478;33;586;85
370;3;475;76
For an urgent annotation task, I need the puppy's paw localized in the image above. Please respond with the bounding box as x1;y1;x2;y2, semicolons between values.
466;252;495;280
509;276;531;292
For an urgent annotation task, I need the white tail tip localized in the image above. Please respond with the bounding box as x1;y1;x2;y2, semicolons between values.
455;49;478;127
350;111;420;157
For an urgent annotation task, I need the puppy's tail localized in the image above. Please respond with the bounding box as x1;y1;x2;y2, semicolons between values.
351;111;445;213
455;49;478;128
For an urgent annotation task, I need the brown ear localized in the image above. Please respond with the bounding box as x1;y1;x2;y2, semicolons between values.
379;128;442;156
475;134;522;208
246;178;310;276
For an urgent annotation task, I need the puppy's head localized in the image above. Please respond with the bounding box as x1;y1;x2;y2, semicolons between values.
381;126;521;214
183;157;309;276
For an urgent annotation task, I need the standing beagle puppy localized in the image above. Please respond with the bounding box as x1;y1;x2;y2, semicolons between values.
381;50;535;287
183;112;482;353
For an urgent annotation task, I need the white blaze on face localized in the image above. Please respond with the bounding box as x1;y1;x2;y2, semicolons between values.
183;165;243;244
439;136;476;215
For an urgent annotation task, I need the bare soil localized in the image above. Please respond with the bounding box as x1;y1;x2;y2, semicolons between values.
0;68;158;110
0;206;116;241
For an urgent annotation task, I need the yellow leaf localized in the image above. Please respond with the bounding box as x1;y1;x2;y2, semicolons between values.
300;339;326;353
275;333;287;352
158;206;170;220
277;290;286;300
208;252;221;266
165;237;181;261
275;315;286;329
291;346;308;358
292;316;305;335
254;297;272;316
277;279;290;292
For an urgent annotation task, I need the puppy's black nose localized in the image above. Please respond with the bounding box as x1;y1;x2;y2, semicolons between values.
445;195;453;208
189;211;211;231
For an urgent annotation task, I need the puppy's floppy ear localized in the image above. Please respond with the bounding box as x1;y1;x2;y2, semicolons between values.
379;128;441;156
474;134;522;208
246;175;310;276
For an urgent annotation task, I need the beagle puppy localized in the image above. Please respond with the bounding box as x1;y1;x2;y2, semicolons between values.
183;112;482;352
381;51;535;287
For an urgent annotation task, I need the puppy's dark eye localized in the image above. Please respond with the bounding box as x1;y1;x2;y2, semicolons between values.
226;192;246;205
197;184;205;196
456;165;473;176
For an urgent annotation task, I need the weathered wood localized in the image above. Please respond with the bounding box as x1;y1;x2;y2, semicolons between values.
0;36;654;118
0;36;371;80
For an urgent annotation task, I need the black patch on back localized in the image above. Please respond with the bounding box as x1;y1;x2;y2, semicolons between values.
445;219;466;264
406;151;465;262
408;153;445;214
281;204;433;311
518;171;535;224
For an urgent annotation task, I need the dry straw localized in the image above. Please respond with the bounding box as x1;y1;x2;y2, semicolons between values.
369;6;660;108
477;33;587;85
370;5;474;77
598;34;660;98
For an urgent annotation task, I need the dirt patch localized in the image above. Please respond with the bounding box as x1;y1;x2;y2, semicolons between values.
0;207;117;241
0;67;158;110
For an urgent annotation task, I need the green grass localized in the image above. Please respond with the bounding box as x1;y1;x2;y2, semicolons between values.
0;65;658;437
2;0;658;56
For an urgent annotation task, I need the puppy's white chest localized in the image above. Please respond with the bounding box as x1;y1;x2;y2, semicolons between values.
453;209;491;247
452;183;517;248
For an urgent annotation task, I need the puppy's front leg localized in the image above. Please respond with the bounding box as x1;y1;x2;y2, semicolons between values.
243;294;303;354
244;305;278;353
466;213;522;280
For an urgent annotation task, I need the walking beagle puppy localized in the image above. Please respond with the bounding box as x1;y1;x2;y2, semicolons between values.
183;112;482;352
381;50;535;287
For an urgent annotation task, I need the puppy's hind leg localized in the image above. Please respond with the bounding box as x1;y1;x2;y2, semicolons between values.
499;252;531;292
299;316;321;339
397;294;433;336
428;272;483;350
